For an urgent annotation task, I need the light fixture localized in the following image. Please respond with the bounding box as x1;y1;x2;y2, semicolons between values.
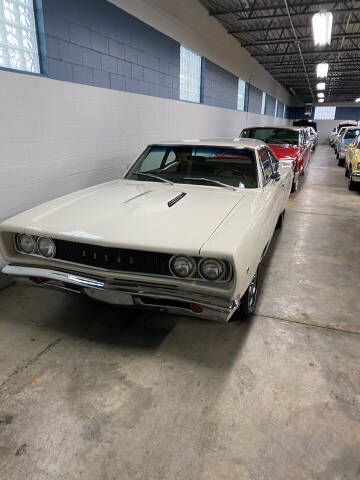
318;98;324;103
312;11;333;46
317;82;326;91
317;92;324;98
355;98;360;103
316;63;329;78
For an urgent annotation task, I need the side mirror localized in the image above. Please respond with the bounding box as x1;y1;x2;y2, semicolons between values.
349;143;354;148
270;171;281;182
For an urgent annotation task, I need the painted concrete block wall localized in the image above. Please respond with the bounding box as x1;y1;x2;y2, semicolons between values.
265;95;276;117
202;60;238;110
277;101;285;118
248;85;263;114
43;0;180;99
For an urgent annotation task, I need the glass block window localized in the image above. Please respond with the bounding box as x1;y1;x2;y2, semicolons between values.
261;92;266;114
237;78;246;110
0;0;40;73
180;44;201;103
314;106;336;120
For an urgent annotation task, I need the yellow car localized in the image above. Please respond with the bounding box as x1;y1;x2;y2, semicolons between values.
345;135;360;190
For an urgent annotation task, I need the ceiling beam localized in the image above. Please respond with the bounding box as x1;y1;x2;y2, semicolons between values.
254;47;360;58
208;0;340;16
263;58;360;67
228;20;359;35
212;7;360;23
241;32;360;47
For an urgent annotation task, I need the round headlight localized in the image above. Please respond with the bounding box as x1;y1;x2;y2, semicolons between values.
17;234;36;254
37;237;56;258
199;258;226;281
170;255;196;278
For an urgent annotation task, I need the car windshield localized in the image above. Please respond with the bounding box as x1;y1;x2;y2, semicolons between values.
125;146;258;188
345;129;360;139
241;128;299;145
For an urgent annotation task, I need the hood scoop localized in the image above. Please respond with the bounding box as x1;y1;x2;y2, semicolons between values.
168;192;187;208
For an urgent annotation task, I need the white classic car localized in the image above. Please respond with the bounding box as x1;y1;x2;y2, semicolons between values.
0;139;292;322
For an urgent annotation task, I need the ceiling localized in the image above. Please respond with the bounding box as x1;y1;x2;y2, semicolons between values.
198;0;360;104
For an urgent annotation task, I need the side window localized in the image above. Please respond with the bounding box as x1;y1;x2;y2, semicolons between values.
266;148;279;171
258;148;273;185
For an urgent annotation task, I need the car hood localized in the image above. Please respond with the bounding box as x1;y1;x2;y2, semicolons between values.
2;180;246;255
269;143;301;160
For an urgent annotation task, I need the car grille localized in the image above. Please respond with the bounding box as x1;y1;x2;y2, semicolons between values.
53;239;173;276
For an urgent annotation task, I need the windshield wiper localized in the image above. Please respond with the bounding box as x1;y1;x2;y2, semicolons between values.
134;171;173;185
183;177;236;191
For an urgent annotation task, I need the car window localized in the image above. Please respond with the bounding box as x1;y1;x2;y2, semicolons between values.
266;148;279;171
345;129;360;139
241;128;299;145
127;146;259;188
258;148;273;185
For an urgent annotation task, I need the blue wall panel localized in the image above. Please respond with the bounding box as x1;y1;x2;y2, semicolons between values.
248;84;263;114
42;0;180;100
277;101;284;118
335;107;360;121
265;95;275;116
202;60;238;110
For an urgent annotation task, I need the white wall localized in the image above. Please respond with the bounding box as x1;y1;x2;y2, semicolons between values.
0;68;289;222
0;69;289;286
110;0;295;106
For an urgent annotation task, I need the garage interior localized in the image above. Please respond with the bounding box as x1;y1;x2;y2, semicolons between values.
0;1;360;479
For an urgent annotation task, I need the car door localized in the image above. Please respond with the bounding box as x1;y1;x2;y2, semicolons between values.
258;147;281;238
266;147;289;208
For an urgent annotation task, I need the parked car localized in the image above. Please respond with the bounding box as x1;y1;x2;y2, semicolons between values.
345;135;360;190
293;119;317;132
331;121;358;148
309;127;318;150
0;139;292;322
239;126;311;192
334;127;349;155
337;127;360;166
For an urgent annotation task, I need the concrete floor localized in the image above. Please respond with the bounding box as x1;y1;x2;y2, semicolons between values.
0;145;360;480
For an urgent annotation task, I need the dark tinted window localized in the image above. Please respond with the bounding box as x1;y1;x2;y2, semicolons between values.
241;128;299;145
126;146;258;188
258;148;272;184
345;129;360;139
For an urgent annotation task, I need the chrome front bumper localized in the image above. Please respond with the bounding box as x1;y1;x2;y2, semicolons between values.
1;264;239;322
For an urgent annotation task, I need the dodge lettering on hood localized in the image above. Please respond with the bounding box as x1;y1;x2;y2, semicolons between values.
0;139;292;322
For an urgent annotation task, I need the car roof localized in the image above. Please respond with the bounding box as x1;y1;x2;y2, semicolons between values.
149;137;266;149
245;125;302;131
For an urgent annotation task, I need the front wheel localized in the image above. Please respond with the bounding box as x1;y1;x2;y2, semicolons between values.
349;177;357;191
239;270;258;317
291;177;298;193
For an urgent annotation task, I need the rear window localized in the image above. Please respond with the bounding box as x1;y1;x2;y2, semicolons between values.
241;128;299;146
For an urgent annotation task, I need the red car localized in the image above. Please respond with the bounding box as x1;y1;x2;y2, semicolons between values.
239;126;312;192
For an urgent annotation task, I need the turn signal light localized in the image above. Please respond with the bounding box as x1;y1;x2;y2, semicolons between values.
190;303;203;313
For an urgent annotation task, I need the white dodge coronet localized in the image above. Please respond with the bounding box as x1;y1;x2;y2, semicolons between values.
0;138;292;322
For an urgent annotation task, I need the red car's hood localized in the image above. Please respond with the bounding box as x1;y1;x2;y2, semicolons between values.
269;143;301;160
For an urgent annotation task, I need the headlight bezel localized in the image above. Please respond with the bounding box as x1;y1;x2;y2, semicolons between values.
169;255;231;282
169;255;196;279
37;236;56;258
16;234;36;254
